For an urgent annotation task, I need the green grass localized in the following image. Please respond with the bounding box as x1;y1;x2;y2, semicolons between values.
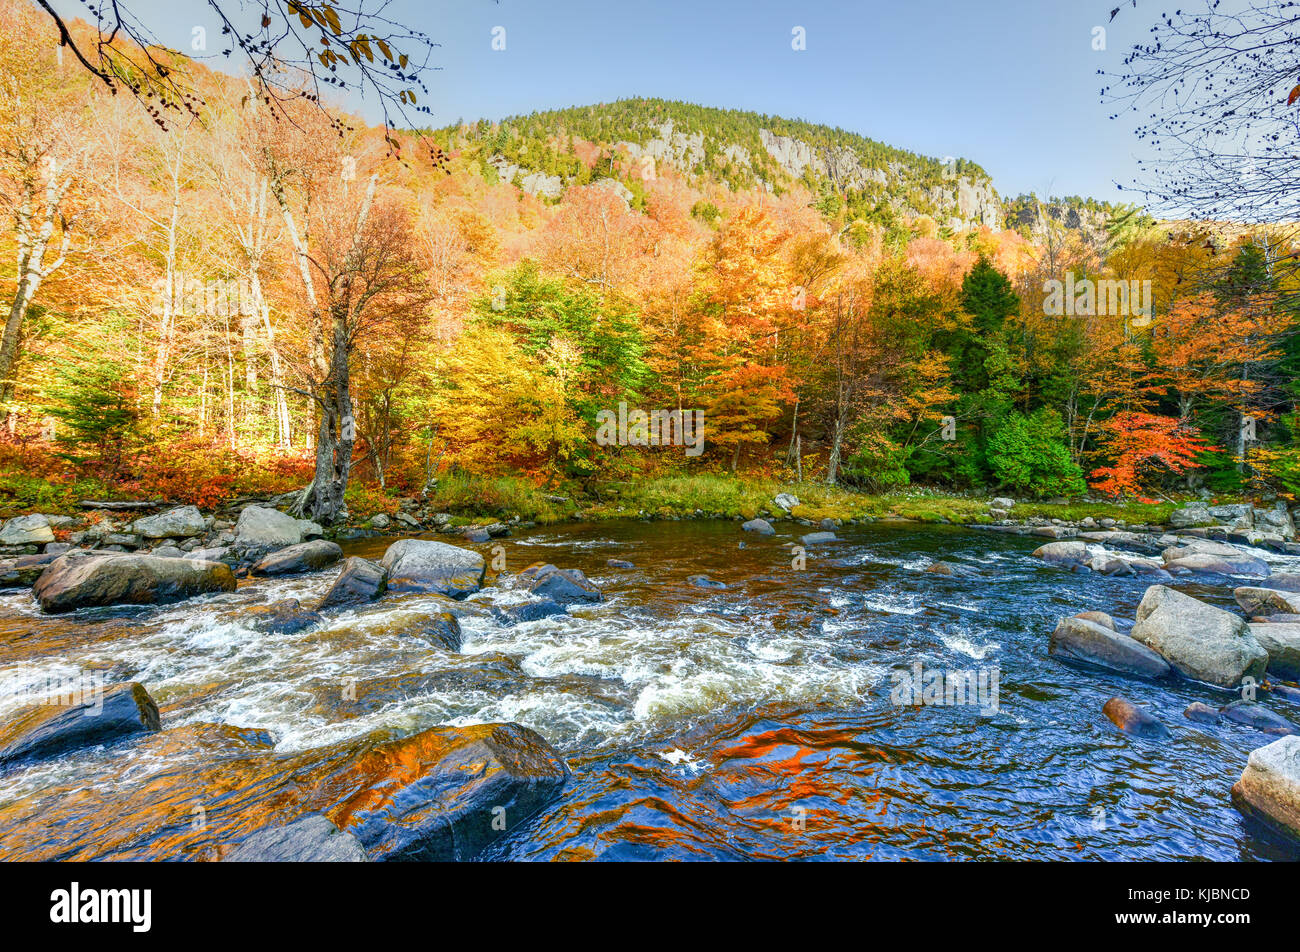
423;473;576;524
1010;500;1178;524
0;471;110;518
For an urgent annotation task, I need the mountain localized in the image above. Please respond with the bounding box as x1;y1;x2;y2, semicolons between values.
432;98;1005;233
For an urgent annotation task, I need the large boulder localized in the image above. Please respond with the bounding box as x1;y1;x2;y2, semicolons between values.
1235;586;1300;618
1130;585;1268;688
250;540;343;577
317;557;388;611
518;563;602;605
1163;551;1270;578
380;539;485;598
1032;540;1092;566
326;723;569;861
0;514;54;546
131;505;206;539
224;814;367;862
0;549;80;588
1231;735;1300;841
1161;539;1249;562
0;682;160;767
1247;623;1300;680
1049;616;1173;680
234;506;317;555
32;552;236;614
1255;507;1297;540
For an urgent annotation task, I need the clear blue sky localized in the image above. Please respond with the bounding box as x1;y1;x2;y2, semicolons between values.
54;0;1149;203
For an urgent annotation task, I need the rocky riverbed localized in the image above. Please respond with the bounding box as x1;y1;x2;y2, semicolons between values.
1;495;1299;860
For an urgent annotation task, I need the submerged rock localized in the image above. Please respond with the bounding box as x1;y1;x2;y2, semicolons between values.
32;552;236;614
742;518;775;536
1049;616;1172;680
1232;735;1300;841
224;813;366;862
246;599;323;635
494;599;568;626
1184;701;1221;725
1220;701;1295;735
0;682;160;768
687;574;726;590
606;558;635;569
800;531;837;545
398;611;462;651
317;557;387;611
380;539;486;598
924;561;977;577
1129;585;1268;688
249;540;343;577
1102;695;1170;739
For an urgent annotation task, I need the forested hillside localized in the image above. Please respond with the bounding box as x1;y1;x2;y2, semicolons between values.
2;0;1298;524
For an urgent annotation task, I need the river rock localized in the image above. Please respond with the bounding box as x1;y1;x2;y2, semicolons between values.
519;563;602;605
250;540;343;577
800;531;836;545
32;552;236;614
225;813;367;862
1074;610;1115;630
1232;735;1300;840
1184;701;1221;724
462;527;491;543
234;505;315;554
369;513;391;530
1256;507;1297;539
131;505;206;539
328;722;569;861
1161;539;1247;562
246;599;324;635
1164;552;1270;578
925;561;976;578
991;497;1015;510
773;493;799;512
0;514;54;546
1220;701;1296;735
0;682;161;767
606;558;635;569
687;574;726;590
1102;695;1170;739
317;557;388;611
1130;585;1268;688
1246;623;1300;680
380;539;485;598
495;599;568;625
742;518;775;535
0;549;82;588
399;611;462;651
1235;586;1300;618
1032;540;1091;566
1049;616;1172;680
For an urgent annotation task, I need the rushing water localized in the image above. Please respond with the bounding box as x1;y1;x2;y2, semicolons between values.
0;519;1297;861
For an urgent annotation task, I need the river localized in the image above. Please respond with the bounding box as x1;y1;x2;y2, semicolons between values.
0;519;1297;860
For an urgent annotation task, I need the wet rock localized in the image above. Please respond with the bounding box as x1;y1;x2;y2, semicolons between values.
131;505;206;539
687;574;726;590
742;518;775;535
1164;552;1270;578
463;527;491;543
0;514;54;546
399;611;462;651
1102;695;1170;739
0;682;161;767
1235;586;1300;618
1032;540;1092;567
1049;616;1172;680
494;599;568;626
519;563;602;605
1271;683;1300;704
1184;702;1221;725
247;599;323;635
925;561;977;577
606;558;635;569
1031;525;1075;539
1130;585;1268;688
317;557;387;611
800;531;837;545
1074;610;1115;630
1231;735;1300;841
819;518;840;531
1263;573;1300;593
224;813;367;862
250;540;343;577
32;552;236;614
380;539;485;598
1246;623;1300;681
1221;700;1296;735
234;505;314;556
